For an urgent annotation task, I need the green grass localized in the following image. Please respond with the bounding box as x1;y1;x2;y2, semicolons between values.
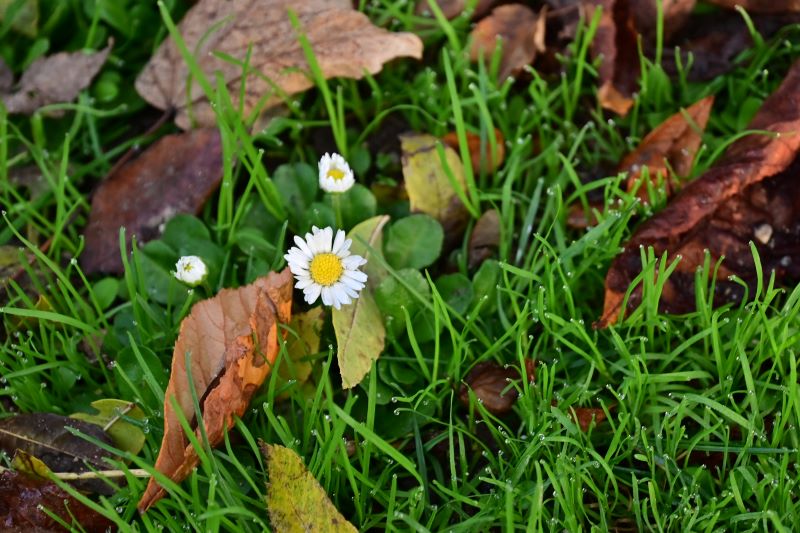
2;1;800;531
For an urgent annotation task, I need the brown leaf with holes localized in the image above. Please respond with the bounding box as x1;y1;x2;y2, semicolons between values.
598;60;800;327
442;128;506;174
621;96;714;204
468;209;501;268
0;470;114;532
81;128;223;274
589;0;639;115
135;0;423;129
469;4;546;80
137;269;293;512
1;42;111;115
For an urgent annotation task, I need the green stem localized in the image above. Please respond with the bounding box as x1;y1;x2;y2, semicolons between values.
332;193;344;229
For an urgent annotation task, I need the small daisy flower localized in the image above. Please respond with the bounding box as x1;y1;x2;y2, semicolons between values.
318;152;355;193
284;226;367;309
174;256;208;286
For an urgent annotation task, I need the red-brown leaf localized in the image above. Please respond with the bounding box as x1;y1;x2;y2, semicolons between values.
442;128;506;174
81;129;223;275
599;60;800;327
571;407;607;432
705;0;800;12
137;269;293;512
468;209;501;268
589;0;639;116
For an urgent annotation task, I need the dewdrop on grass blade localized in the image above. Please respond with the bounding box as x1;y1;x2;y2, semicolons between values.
318;152;355;193
174;256;208;286
284;226;367;310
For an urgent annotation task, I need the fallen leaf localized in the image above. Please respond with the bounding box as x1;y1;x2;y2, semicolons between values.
458;360;534;416
332;216;389;389
570;407;607;431
0;470;114;533
11;449;53;479
589;0;639;115
620;96;714;203
1;42;111;115
0;57;12;91
400;133;470;249
414;0;497;20
138;269;293;512
468;209;501;268
705;0;800;12
599;59;800;327
71;399;147;456
279;307;325;387
0;413;115;475
261;442;357;533
469;4;546;81
442;128;506;174
81;128;223;275
0;0;38;37
135;0;423;129
628;0;695;41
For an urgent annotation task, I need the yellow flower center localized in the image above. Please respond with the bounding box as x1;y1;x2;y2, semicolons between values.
326;167;346;181
309;253;344;286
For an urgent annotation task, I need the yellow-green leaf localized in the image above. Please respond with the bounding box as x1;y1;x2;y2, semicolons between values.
261;442;357;533
70;399;146;456
279;307;325;387
332;216;389;388
11;449;52;479
400;132;467;221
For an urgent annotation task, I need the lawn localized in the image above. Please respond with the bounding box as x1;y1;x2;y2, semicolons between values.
2;0;800;531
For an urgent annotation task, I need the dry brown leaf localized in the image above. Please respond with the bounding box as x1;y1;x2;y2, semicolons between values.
589;0;639;115
1;42;111;115
81;128;223;275
442;128;506;174
136;0;423;129
468;209;501;268
469;4;546;81
705;0;800;12
571;407;608;431
137;269;293;512
620;96;714;203
414;0;498;20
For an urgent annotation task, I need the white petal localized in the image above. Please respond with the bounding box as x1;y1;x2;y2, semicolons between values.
341;276;365;290
295;277;314;290
293;236;313;258
304;284;322;304
332;229;346;254
343;269;368;283
321;286;333;306
342;255;364;269
332;285;351;306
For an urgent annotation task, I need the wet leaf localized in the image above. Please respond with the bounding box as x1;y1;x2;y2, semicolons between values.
0;470;113;533
468;209;501;268
400;133;469;242
136;0;423;129
469;4;546;80
11;449;53;479
138;269;293;512
458;361;528;416
571;407;608;431
261;442;357;533
442;128;505;174
1;41;111;114
599;60;800;327
332;216;389;389
620;96;714;203
70;399;146;456
279;307;325;387
0;413;115;474
81;128;223;275
589;0;639;115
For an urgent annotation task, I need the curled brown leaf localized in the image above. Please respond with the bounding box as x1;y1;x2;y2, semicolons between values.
470;4;546;81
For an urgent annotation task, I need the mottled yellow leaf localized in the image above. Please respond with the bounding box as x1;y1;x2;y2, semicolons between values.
70;399;146;456
279;307;325;386
401;132;466;221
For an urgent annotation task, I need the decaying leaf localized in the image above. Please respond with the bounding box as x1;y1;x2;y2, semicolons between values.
458;360;535;416
71;399;147;456
332;216;389;389
589;0;639;115
442;128;506;174
136;0;423;129
469;4;546;81
621;95;714;203
414;0;497;20
0;413;115;475
1;42;111;115
0;0;38;37
0;470;113;533
599;60;800;327
81;128;223;275
628;0;695;41
400;133;470;249
279;307;325;387
468;209;501;268
570;407;607;431
138;269;293;512
705;0;800;12
261;442;357;533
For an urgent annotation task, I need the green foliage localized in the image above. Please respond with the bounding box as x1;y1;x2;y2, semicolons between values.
384;214;444;270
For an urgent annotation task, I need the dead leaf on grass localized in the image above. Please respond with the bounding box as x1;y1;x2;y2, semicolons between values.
414;0;497;20
705;0;800;12
442;128;506;174
81;128;223;275
136;0;423;129
589;0;639;115
0;470;114;533
598;60;800;327
1;42;111;115
458;360;535;416
261;442;357;533
137;269;293;512
468;209;501;268
570;407;607;431
469;4;546;81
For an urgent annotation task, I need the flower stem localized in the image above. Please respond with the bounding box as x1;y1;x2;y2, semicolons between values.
332;193;344;229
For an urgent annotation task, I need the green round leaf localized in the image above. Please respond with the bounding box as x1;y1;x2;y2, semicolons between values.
472;259;500;310
325;184;376;229
71;399;147;456
375;268;430;337
435;273;473;315
384;214;443;270
274;162;318;231
307;201;336;231
91;277;119;310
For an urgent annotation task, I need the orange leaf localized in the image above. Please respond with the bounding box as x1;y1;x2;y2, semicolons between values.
442;128;506;174
137;269;293;512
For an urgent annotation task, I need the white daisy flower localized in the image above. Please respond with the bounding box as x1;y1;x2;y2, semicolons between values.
284;226;368;309
174;255;208;286
318;152;355;193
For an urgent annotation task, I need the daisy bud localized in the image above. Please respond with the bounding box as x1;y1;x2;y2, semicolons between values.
174;255;208;286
